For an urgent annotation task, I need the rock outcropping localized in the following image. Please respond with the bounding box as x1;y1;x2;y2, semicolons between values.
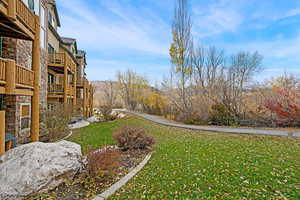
0;140;83;200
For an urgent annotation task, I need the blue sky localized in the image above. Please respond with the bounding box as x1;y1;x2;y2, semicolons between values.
57;0;300;83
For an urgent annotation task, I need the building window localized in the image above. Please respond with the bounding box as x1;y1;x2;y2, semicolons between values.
28;0;34;12
48;73;55;84
48;44;54;54
20;104;30;130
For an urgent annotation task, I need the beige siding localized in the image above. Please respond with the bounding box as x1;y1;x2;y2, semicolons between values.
48;31;59;51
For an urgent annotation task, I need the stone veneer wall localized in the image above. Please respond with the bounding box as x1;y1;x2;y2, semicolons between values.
40;49;48;112
39;49;48;141
16;40;32;69
2;38;17;60
5;95;31;144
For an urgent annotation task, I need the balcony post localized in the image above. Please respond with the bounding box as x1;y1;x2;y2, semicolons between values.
91;85;94;116
31;15;40;142
73;65;77;106
0;111;5;156
83;81;87;118
8;0;17;20
5;60;16;94
64;53;68;105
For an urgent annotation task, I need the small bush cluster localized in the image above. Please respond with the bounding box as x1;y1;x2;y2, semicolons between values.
86;149;120;176
98;106;117;121
44;104;73;142
113;126;155;150
209;104;237;126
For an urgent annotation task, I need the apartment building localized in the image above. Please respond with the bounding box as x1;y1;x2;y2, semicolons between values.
0;0;93;155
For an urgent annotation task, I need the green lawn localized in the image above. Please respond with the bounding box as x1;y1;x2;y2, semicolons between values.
68;116;300;200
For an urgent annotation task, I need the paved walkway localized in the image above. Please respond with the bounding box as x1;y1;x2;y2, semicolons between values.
119;110;300;138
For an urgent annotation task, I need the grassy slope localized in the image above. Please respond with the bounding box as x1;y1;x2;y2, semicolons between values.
68;116;300;200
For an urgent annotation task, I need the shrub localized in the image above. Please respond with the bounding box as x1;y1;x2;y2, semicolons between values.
44;104;73;142
113;126;155;150
264;88;300;126
86;149;121;176
209;104;238;126
98;105;117;121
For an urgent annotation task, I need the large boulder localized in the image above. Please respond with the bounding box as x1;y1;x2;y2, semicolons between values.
0;140;83;200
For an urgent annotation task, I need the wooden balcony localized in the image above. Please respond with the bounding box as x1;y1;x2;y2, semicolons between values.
0;0;37;40
16;64;34;88
48;52;76;73
76;98;83;106
48;83;64;95
76;76;87;88
48;83;75;97
66;85;75;96
0;57;34;95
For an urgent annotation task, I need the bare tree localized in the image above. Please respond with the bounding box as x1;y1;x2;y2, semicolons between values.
117;69;148;110
220;51;263;119
98;80;118;121
191;45;225;98
169;0;195;121
191;44;206;87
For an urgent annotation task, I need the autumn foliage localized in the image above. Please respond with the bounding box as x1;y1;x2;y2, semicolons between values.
264;88;300;126
113;126;155;150
86;149;121;176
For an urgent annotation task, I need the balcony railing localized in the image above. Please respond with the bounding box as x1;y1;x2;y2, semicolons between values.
66;56;76;72
77;98;83;104
16;0;36;33
16;64;34;88
48;53;65;65
0;58;35;92
0;0;37;39
48;83;64;94
0;59;7;84
67;85;75;96
48;83;76;96
76;76;86;86
48;52;76;72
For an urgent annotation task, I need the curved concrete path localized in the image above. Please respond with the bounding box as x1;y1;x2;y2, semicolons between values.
118;110;300;138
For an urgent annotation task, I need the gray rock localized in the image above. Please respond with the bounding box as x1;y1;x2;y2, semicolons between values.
0;140;83;200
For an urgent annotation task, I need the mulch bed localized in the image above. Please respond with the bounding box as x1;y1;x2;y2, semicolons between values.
27;147;151;200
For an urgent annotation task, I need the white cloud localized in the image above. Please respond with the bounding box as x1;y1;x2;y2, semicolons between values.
284;8;300;18
57;0;171;56
192;0;244;37
225;30;300;60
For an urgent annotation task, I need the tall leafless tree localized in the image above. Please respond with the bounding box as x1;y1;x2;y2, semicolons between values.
169;0;195;120
221;51;263;119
